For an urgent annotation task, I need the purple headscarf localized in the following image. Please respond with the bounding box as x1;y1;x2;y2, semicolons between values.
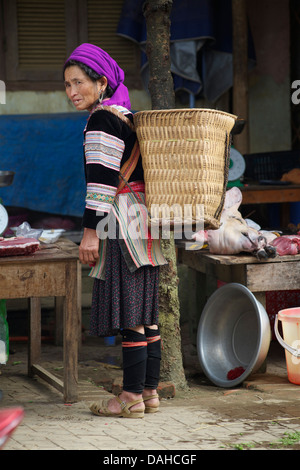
65;43;131;110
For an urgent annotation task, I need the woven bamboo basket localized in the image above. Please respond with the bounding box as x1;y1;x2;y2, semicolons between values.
133;108;237;229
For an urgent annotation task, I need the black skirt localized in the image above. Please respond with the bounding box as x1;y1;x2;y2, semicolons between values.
89;238;160;337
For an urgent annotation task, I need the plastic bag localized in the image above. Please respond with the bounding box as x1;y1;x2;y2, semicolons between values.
14;222;65;244
0;299;9;364
15;222;43;240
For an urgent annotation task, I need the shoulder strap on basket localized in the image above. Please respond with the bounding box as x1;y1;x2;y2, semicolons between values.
117;140;140;194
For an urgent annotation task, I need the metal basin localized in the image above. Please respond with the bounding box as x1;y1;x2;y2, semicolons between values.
0;171;15;187
197;283;271;388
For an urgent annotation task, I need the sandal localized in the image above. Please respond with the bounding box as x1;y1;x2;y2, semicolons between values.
89;394;144;419
143;394;160;413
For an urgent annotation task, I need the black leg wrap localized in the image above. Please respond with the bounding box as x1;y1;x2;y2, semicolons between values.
121;329;147;393
145;327;161;389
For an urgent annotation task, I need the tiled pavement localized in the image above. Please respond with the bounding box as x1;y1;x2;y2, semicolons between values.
1;338;300;452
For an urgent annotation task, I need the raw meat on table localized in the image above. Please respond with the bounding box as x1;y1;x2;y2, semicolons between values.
193;187;277;259
270;235;300;256
0;237;40;257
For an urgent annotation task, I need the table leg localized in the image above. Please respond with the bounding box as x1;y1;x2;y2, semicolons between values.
55;260;82;349
28;297;41;377
77;260;82;350
253;291;268;373
54;296;64;346
63;261;79;403
253;292;266;310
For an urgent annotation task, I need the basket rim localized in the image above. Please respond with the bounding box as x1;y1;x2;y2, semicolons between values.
133;108;237;120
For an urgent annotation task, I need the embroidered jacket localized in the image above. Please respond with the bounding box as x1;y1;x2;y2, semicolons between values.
82;104;167;279
83;105;143;229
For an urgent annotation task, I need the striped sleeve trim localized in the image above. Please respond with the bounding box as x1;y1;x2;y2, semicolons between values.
85;183;116;213
85;130;125;171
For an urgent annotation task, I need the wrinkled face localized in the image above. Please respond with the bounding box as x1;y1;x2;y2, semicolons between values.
64;65;101;111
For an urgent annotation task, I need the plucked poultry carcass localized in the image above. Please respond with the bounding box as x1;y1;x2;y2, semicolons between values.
192;186;277;259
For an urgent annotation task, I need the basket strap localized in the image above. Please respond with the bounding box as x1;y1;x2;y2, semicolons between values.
214;131;231;220
117;140;140;194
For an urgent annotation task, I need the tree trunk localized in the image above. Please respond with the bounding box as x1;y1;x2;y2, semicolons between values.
143;0;175;109
143;0;187;390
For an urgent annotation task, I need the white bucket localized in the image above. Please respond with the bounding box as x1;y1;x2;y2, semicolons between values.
275;308;300;385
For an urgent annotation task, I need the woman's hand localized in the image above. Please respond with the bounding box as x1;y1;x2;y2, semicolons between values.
79;228;100;265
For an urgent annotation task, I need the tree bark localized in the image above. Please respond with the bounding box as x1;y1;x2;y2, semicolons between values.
143;0;187;390
143;0;175;109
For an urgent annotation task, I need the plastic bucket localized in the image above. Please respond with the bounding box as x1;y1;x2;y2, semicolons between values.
275;308;300;385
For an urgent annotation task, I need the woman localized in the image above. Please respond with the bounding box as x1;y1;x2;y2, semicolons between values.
63;43;167;418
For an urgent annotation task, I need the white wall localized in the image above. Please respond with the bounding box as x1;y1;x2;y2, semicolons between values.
0;89;152;115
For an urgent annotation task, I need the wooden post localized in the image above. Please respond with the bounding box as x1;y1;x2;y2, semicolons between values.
232;0;249;154
28;297;41;377
63;260;79;403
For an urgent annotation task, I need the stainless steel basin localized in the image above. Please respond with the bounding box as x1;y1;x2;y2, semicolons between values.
197;283;271;388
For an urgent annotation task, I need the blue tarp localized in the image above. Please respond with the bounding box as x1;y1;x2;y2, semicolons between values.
0;112;88;217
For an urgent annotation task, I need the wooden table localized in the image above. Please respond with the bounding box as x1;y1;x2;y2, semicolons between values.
0;238;81;403
241;184;300;227
178;248;300;340
241;183;300;205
